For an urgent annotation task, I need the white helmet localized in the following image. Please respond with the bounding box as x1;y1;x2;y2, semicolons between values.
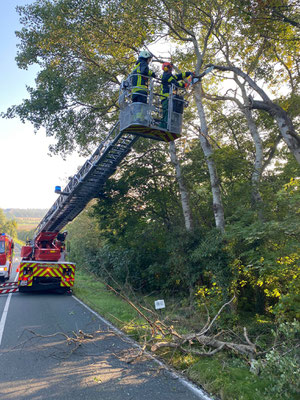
139;50;152;59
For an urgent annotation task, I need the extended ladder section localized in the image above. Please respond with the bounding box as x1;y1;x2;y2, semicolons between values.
35;122;139;236
34;72;196;237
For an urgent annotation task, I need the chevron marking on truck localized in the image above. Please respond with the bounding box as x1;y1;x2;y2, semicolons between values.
18;262;75;288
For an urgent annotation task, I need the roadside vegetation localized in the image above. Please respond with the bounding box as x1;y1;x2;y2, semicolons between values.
0;209;17;239
2;0;300;399
73;264;299;400
1;208;47;241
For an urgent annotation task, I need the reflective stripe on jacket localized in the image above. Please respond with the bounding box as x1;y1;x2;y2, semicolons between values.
131;58;155;94
160;71;192;99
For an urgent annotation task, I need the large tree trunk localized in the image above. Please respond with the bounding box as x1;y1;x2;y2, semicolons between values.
244;107;265;215
194;85;225;232
238;81;265;219
169;141;193;231
210;64;300;165
250;99;300;164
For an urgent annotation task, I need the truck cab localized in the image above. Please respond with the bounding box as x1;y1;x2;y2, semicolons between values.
0;233;14;281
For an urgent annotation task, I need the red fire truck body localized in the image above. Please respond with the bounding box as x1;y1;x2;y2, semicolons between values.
18;231;75;293
0;233;14;281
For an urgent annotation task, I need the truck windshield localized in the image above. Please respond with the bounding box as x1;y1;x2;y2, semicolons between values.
0;242;5;253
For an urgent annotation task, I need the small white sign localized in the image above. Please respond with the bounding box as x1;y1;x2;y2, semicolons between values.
154;299;165;310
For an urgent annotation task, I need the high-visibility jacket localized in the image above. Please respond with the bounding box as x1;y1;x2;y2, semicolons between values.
160;71;192;100
131;58;156;94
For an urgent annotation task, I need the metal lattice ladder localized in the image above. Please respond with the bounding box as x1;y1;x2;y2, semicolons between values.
35;122;139;235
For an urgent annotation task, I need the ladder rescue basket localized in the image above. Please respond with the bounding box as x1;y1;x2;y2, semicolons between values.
119;75;187;142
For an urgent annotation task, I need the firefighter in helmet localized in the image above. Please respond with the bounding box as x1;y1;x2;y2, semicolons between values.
160;62;193;129
131;50;156;104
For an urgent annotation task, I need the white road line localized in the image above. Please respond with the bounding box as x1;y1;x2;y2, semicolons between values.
0;293;12;346
0;272;19;347
72;295;212;400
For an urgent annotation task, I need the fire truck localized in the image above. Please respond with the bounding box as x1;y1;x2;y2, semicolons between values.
17;68;213;294
0;233;14;282
18;231;74;293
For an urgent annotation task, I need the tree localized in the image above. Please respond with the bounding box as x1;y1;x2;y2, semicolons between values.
5;0;299;228
4;0;227;231
4;0;156;154
208;64;300;165
0;209;18;239
138;0;227;231
169;141;193;231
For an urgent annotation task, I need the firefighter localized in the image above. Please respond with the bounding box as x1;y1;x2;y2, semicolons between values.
56;231;67;261
160;62;193;129
131;50;156;104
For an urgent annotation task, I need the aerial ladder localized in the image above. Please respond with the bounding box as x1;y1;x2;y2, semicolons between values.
17;121;140;293
11;69;213;294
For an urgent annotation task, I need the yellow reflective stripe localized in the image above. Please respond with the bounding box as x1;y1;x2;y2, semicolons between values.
39;269;48;277
132;62;150;91
137;73;142;87
166;131;175;141
132;62;141;75
132;86;147;93
160;84;169;97
27;276;33;286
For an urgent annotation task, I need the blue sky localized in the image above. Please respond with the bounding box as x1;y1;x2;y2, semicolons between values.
0;1;84;209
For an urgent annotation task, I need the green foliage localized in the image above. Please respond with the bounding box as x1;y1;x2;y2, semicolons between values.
191;229;232;289
74;266;298;400
2;208;47;241
251;320;300;400
2;0;159;155
0;209;18;239
66;145;300;320
3;1;300;398
223;175;300;319
67;205;102;266
187;356;269;400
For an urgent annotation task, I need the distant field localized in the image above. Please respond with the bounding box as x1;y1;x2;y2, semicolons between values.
16;217;41;231
17;224;38;231
16;218;41;224
3;209;46;237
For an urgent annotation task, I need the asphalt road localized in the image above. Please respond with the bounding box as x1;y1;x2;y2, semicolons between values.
0;258;211;400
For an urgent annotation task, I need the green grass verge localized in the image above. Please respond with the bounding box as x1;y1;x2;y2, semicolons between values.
187;357;269;400
72;266;291;400
73;267;142;331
